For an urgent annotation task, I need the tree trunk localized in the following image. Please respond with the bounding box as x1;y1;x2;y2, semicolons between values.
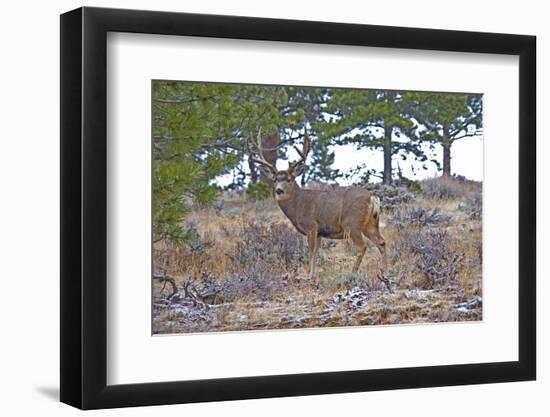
442;125;451;176
442;142;451;176
248;158;258;183
383;126;393;185
259;132;279;185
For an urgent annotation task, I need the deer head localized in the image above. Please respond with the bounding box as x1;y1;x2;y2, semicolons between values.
248;129;311;201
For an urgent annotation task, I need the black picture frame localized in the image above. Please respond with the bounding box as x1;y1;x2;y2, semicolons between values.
60;6;536;410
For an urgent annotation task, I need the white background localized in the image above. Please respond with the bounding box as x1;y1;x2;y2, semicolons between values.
0;0;546;416
108;34;518;384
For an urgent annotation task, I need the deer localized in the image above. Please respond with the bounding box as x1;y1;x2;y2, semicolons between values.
248;129;387;279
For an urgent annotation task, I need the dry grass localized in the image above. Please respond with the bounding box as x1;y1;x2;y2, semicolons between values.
153;176;482;334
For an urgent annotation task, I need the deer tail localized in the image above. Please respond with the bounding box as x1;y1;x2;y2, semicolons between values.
371;195;380;220
363;195;380;228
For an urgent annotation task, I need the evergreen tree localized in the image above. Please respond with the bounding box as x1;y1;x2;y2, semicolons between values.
404;92;483;176
317;89;423;185
152;81;482;245
152;82;241;243
301;137;341;184
274;87;329;185
152;82;315;242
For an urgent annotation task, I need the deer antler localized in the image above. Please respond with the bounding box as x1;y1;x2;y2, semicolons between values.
289;128;311;173
247;127;277;174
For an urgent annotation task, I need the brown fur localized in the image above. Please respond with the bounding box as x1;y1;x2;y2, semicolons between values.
275;182;387;277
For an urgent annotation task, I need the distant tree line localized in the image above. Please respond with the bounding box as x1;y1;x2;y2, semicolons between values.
152;81;482;243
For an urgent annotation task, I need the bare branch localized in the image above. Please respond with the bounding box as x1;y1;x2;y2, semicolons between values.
153;273;180;300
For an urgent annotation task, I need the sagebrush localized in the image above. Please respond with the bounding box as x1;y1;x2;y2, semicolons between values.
153;176;482;333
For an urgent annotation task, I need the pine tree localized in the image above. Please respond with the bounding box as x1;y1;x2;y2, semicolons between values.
317;89;422;185
404;93;483;176
302;138;341;184
152;81;242;243
151;82;318;242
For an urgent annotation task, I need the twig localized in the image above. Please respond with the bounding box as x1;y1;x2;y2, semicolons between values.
377;274;394;294
153;273;180;300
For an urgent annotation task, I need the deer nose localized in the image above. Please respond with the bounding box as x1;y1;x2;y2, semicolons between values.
275;188;284;195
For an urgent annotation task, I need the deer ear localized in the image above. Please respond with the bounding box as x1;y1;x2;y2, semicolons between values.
258;166;275;180
292;162;305;177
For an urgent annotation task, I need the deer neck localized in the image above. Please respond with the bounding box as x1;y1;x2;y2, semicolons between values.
276;187;305;233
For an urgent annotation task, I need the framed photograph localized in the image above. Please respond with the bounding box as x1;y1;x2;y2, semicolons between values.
60;6;536;409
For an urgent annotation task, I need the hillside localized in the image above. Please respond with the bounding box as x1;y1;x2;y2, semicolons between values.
153;176;482;334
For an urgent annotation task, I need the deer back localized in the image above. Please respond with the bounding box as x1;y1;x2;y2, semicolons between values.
278;187;373;239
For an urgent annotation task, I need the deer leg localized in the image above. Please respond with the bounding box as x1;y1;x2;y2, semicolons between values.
350;231;367;273
307;232;321;278
364;225;387;271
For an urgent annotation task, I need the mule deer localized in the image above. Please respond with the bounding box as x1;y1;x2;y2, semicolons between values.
248;130;387;278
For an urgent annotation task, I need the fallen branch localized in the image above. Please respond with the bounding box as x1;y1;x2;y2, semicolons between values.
153;273;180;300
377;274;394;294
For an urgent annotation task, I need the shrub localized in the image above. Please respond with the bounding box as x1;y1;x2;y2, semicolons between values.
184;222;307;304
365;184;415;210
323;272;369;292
421;176;466;199
397;229;463;288
392;230;464;288
394;177;422;193
192;271;284;304
246;182;272;201
391;206;452;229
269;223;307;268
459;195;482;220
407;180;422;194
235;221;306;273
